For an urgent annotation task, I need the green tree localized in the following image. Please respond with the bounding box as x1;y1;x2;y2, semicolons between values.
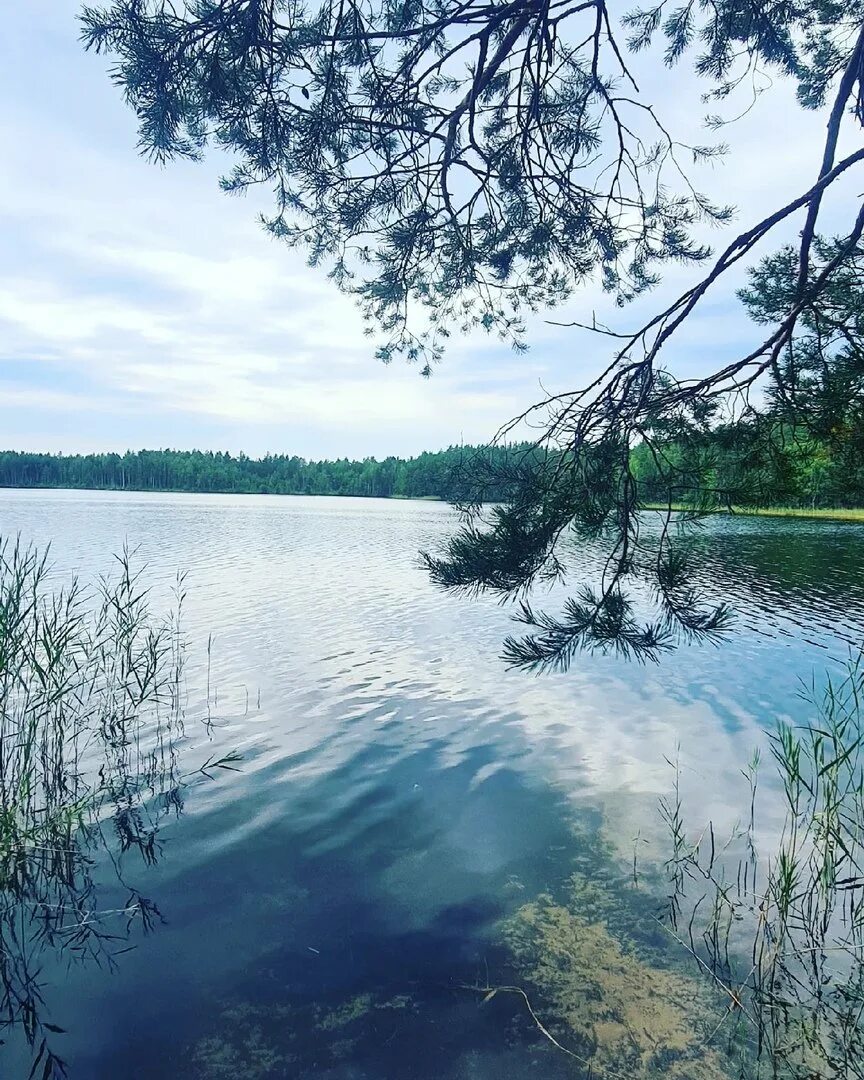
79;0;864;663
0;445;526;500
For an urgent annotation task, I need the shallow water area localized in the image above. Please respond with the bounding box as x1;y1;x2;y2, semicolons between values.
0;490;863;1078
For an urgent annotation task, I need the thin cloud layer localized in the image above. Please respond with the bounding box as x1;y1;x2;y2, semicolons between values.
0;1;854;456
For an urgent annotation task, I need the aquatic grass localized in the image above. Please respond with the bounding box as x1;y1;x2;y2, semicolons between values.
730;507;864;522
0;538;193;1076
658;653;864;1078
645;504;864;523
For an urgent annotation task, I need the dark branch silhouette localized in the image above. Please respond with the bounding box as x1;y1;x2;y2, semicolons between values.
78;0;864;663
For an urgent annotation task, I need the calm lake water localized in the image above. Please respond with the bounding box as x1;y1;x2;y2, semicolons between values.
2;489;864;1078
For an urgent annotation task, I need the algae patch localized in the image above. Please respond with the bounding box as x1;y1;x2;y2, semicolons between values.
193;1029;289;1080
190;991;418;1079
501;881;737;1078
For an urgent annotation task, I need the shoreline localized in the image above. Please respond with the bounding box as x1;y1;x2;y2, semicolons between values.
645;503;864;523
0;484;444;502
2;486;862;521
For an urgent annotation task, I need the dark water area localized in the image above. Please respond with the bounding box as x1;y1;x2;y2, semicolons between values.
1;490;863;1078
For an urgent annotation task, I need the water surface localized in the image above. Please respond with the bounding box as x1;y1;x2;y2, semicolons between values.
1;490;862;1078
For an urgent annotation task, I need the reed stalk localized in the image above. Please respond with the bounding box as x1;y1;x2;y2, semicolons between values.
0;539;188;1078
659;653;864;1077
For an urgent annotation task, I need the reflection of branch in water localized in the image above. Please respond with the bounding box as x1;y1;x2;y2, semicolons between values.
0;541;227;1078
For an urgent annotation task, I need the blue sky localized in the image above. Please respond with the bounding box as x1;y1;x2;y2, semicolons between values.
0;2;857;459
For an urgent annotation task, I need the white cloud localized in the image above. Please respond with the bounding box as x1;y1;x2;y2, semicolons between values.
0;2;859;455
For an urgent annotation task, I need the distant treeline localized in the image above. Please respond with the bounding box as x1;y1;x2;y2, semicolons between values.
0;446;519;500
1;425;861;508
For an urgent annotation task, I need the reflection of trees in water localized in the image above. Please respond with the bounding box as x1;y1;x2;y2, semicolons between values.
685;523;864;647
562;517;864;650
0;541;221;1078
685;524;860;591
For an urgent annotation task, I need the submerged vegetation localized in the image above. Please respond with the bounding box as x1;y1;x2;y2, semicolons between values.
502;888;734;1078
0;539;228;1077
182;658;864;1080
469;657;864;1079
185;813;744;1080
191;993;418;1079
461;659;864;1080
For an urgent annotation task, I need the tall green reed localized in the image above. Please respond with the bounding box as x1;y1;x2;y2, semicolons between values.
658;654;864;1078
0;538;189;1078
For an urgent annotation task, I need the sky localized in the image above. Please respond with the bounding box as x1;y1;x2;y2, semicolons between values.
0;2;858;459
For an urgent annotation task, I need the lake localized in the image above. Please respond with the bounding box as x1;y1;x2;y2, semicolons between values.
1;489;863;1078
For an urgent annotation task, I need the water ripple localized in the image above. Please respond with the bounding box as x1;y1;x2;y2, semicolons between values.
0;489;862;1078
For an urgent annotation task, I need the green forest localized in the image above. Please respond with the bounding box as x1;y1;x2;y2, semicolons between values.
0;445;511;500
2;425;863;508
630;425;864;511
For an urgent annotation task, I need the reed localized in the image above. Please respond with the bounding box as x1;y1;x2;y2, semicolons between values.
0;538;190;1078
738;507;864;522
659;654;864;1077
644;504;864;523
